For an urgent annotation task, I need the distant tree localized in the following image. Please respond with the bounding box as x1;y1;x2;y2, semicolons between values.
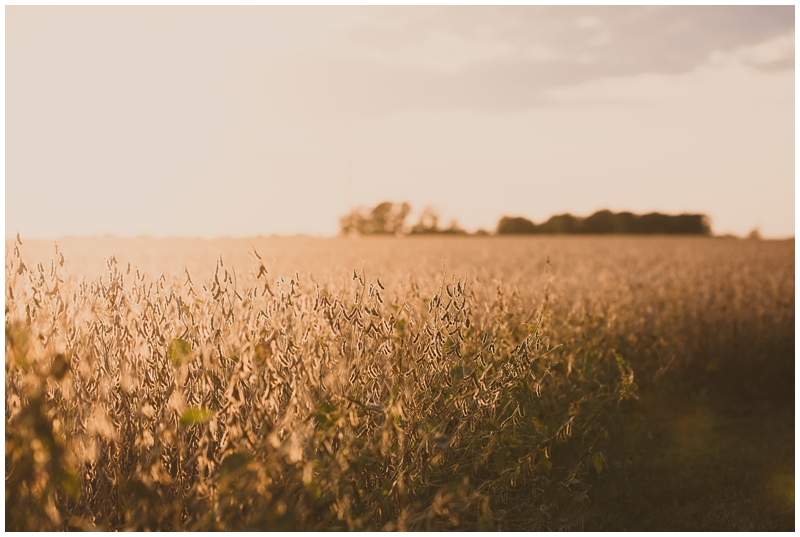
636;212;711;234
582;210;643;233
616;212;638;233
339;202;411;236
497;216;537;234
636;212;671;234
440;219;468;235
538;214;582;234
674;214;711;235
410;208;469;235
410;206;442;235
582;210;618;234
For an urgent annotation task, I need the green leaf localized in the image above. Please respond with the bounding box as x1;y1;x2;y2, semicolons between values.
168;338;192;365
592;452;606;474
179;407;214;427
312;400;341;430
60;470;81;500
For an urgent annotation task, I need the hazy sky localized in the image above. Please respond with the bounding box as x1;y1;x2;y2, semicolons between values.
6;6;795;238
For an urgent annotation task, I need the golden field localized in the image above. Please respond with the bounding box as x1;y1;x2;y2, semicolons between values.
5;236;794;530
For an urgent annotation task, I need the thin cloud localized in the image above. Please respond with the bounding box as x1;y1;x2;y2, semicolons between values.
237;6;795;116
709;32;795;69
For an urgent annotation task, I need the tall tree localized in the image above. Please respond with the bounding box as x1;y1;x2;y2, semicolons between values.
497;216;537;234
339;202;411;236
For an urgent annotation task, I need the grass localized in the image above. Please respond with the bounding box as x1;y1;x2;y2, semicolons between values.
584;379;794;531
5;235;794;531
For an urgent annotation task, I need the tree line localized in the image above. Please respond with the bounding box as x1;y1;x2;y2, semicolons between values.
340;203;711;236
340;202;472;236
497;210;710;235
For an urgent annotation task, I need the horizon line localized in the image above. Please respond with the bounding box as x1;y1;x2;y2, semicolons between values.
5;232;794;242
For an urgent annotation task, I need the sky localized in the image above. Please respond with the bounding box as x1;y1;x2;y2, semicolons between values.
5;6;796;239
